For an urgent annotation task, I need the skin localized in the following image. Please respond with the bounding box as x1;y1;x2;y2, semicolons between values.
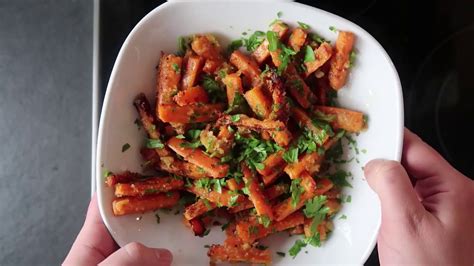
63;195;172;266
365;128;474;265
64;128;473;265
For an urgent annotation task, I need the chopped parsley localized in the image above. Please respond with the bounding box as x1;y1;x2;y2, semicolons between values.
155;213;161;224
277;11;283;18
310;33;328;44
221;222;230;231
146;138;164;149
283;147;299;163
303;45;315;63
204;244;210;248
144;188;159;195
177;36;190;56
266;30;279;52
202;198;213;210
349;50;356;68
249;225;259;235
276;251;286;257
339;214;348;220
234;132;282;170
258;215;271;228
346;195;352;203
243;31;266;52
121;143;131;152
202;228;210;236
227;39;243;53
329;170;353;188
201;75;226;103
103;169;112;178
289;239;307;258
175;134;185;139
313;110;336;122
229;195;239;207
361;148;367;154
290;179;304;208
255;245;268;250
297;21;310;30
134;118;141;130
329;26;338;32
171;63;180;73
230;114;241;122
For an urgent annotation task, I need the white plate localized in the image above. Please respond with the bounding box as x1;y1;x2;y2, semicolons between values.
96;1;404;265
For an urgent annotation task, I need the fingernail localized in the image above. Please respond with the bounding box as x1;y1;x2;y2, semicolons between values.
154;248;173;264
364;159;389;176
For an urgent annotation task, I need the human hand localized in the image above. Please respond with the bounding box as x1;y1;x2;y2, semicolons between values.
364;128;474;265
63;194;172;266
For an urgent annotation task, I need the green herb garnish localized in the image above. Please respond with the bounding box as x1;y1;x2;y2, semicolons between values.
297;21;310;30
121;143;131;152
146;138;164;149
303;45;315;63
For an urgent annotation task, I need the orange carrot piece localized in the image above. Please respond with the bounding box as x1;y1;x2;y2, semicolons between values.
288;27;307;52
156;158;207;180
208;245;271;265
304;42;333;77
202;58;223;74
252;20;289;64
230;50;261;86
325;198;341;216
270;128;292;147
227;178;244;191
218;114;286;131
257;151;285;176
167;137;229;178
173;86;209;106
114;177;184;197
157;103;223;123
181;55;204;88
289;225;305;235
235;212;304;243
269;49;282;67
156;54;182;105
313;105;365;132
291;106;330;144
191;35;222;60
105;171;141;187
244;86;272;119
284;65;316;108
242;165;274;220
273;172;316;221
188;186;246;208
112;192;180;216
222;73;244;105
229;183;288;213
328;31;355;90
303;218;330;240
314;177;334;195
183;198;217;220
284;152;321;180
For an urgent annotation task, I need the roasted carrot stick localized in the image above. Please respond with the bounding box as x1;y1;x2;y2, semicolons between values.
181;55;204;89
229;183;288;213
174;86;209;106
158;103;224;123
188;186;246;208
156;54;182;105
167;137;229;178
304;42;333;77
288;27;307;52
105;171;141;187
222;73;244;106
328;31;355;90
184;198;217;220
242;165;274;220
244;86;272;119
252;20;289;64
313;105;365;132
284;65;316;109
208;244;271;265
112;192;180;216
230;50;261;87
114;177;184;197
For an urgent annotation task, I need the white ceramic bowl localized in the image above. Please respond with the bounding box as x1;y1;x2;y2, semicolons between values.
96;1;403;265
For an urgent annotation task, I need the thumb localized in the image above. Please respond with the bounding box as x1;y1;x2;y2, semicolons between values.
364;159;424;223
99;242;172;266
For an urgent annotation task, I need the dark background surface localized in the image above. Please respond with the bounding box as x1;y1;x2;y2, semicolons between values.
0;0;92;265
0;0;472;265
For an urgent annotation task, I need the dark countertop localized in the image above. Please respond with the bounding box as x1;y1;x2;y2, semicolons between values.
0;1;92;265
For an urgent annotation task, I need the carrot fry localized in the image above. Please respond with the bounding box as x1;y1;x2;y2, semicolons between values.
252;20;289;64
105;171;141;187
328;31;355;90
270;128;292;147
112;192;180;216
184;199;217;220
304;42;333;77
227;178;244;191
257;150;285;176
114;177;184;197
229;183;288;213
188;186;246;208
242;165;274;220
284;152;321;180
291;106;330;144
303;218;331;240
244;86;272;119
174;86;209;106
273;172;316;221
158;103;223;123
191;35;222;60
325;198;341;216
289;225;305;235
202;58;223;74
314;177;334;195
235;212;304;243
230;50;261;87
156;157;207;180
284;65;316;108
208;245;271;265
156;54;182;105
217;114;285;131
313;105;365;132
288;27;307;52
167;137;229;178
222;73;244;105
181;55;204;89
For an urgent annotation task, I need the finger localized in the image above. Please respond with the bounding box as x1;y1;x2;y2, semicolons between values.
63;194;117;265
99;242;172;266
402;128;453;180
364;159;425;223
